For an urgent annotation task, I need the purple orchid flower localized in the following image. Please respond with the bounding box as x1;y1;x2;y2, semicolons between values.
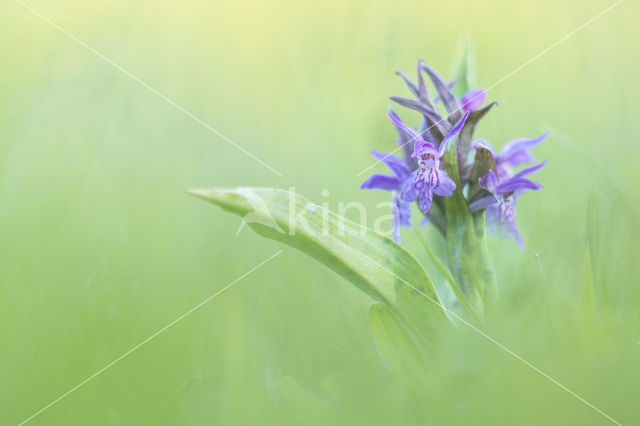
469;160;546;249
386;112;469;214
460;88;487;113
474;132;548;178
360;151;412;243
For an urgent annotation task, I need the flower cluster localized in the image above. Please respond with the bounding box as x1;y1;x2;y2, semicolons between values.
361;59;547;248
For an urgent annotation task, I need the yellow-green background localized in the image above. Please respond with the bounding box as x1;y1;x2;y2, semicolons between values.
1;0;638;424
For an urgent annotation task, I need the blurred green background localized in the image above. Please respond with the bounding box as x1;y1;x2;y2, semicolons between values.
1;0;639;424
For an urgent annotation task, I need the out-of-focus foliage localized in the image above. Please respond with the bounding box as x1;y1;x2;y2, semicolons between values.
1;0;639;425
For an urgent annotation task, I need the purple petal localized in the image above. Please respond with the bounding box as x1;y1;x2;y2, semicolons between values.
461;89;487;113
498;132;548;167
499;151;535;169
438;112;469;156
360;174;401;191
420;63;462;118
394;194;412;227
469;195;496;212
512;159;548;179
392;194;412;243
395;70;421;100
500;132;548;157
478;170;498;193
416;59;428;103
401;170;419;202
497;177;543;195
484;201;525;249
503;209;525;250
432;169;456;196
387;111;423;144
432;79;457;104
512;227;525;249
412;140;438;158
485;204;501;230
418;191;433;213
370;151;411;180
392;225;400;242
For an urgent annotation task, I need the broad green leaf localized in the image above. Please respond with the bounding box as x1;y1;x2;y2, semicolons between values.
189;187;446;337
369;302;425;372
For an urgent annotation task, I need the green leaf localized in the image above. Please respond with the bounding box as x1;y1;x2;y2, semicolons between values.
369;302;425;372
457;102;497;171
453;36;475;98
189;187;446;337
468;146;497;201
442;133;496;317
414;229;477;321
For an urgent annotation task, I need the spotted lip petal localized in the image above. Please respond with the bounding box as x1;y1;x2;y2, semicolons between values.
417;189;434;214
432;169;456;196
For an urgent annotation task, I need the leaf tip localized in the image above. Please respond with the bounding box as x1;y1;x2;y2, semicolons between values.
186;188;209;199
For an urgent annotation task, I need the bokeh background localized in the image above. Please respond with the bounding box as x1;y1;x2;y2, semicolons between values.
2;0;639;424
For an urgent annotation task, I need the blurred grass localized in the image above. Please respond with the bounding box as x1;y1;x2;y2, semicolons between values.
1;0;639;424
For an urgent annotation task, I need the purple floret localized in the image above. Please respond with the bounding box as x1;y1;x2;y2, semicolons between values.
469;161;546;249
